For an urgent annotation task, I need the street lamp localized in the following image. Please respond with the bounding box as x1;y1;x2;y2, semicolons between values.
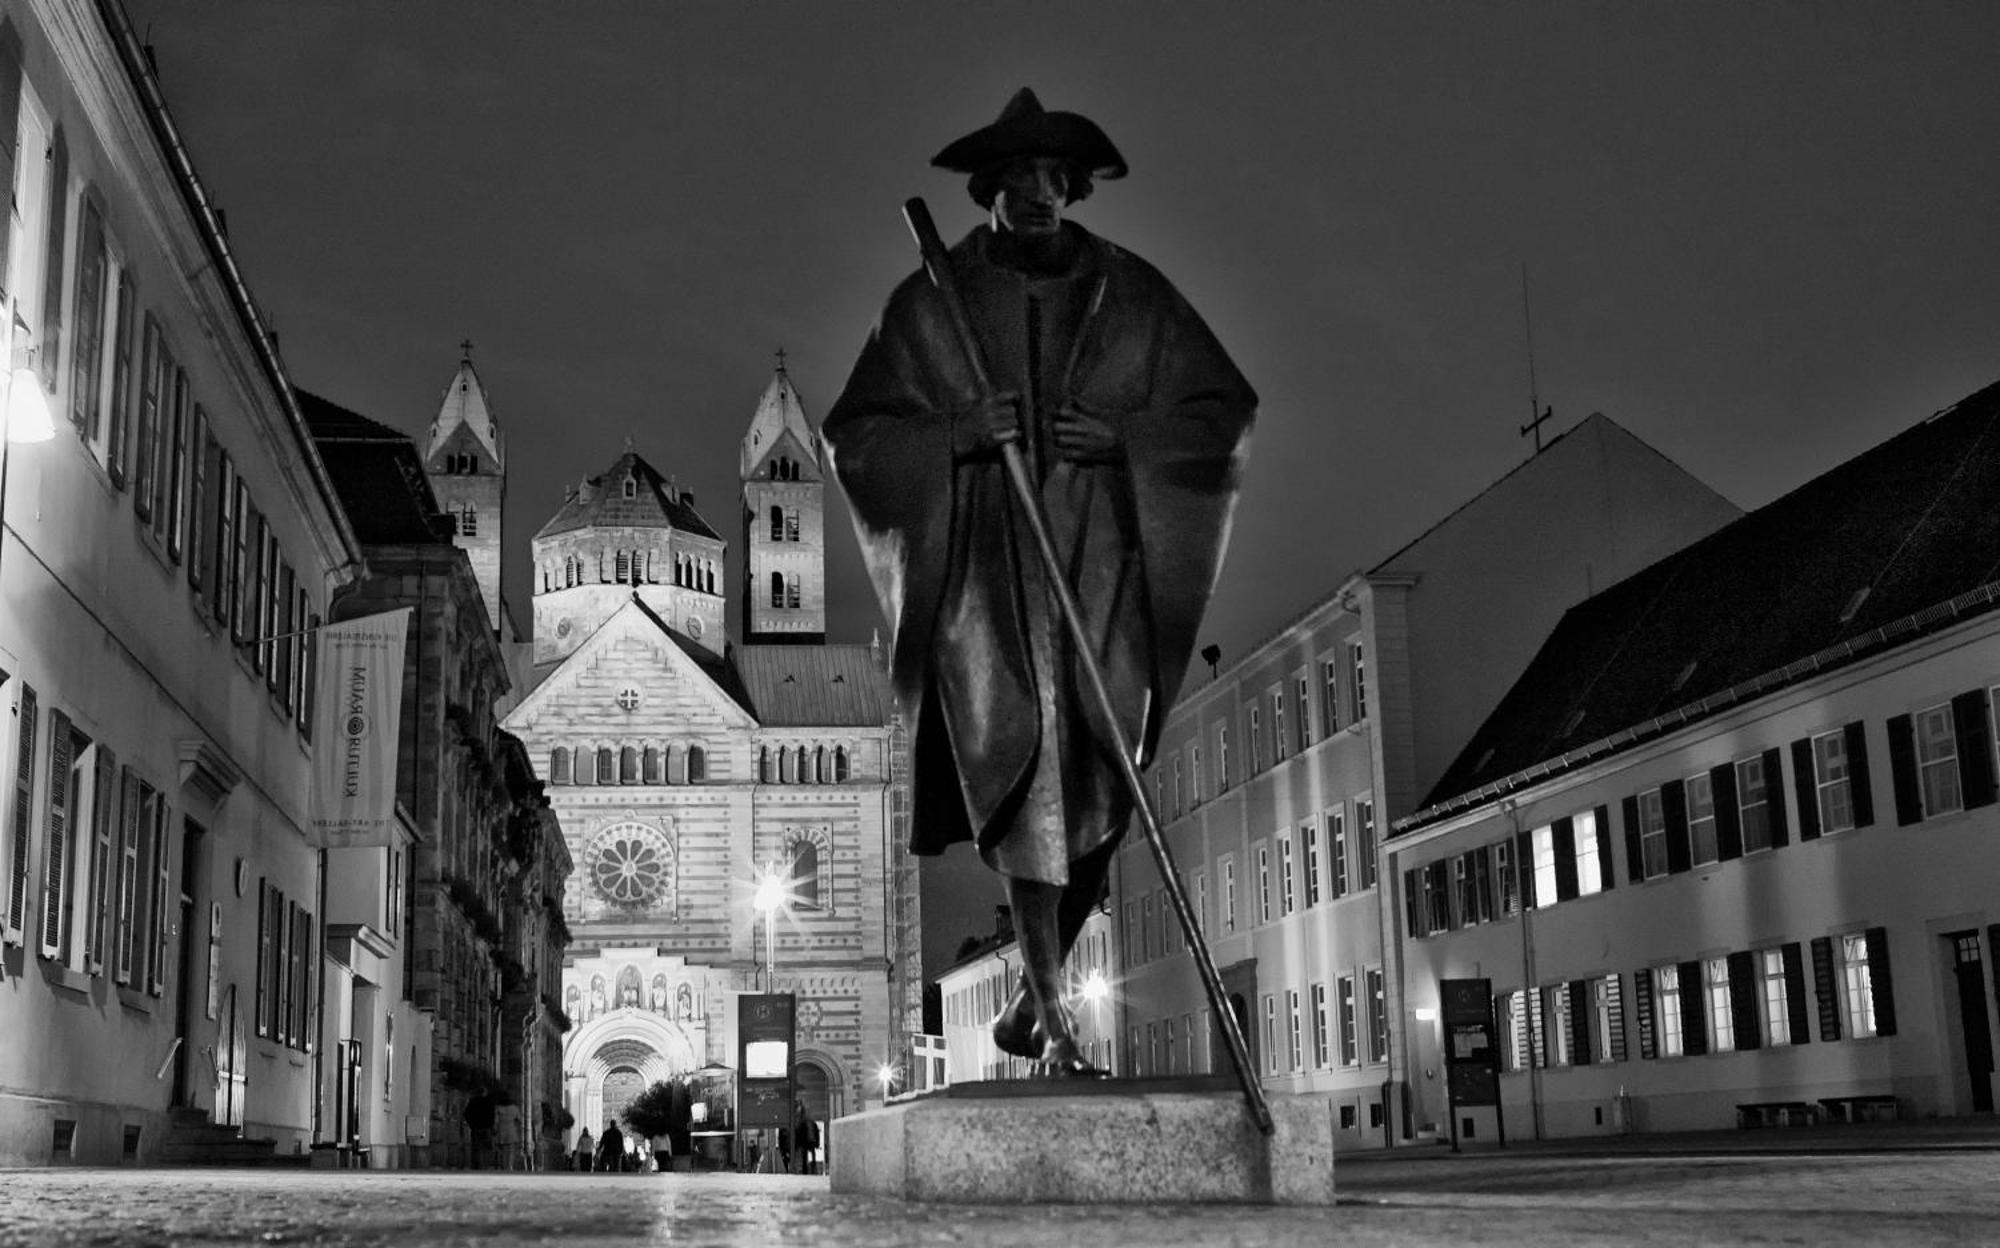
0;327;56;643
752;861;785;993
874;1061;898;1100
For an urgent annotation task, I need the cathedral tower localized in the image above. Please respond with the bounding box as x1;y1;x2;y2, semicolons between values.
422;344;506;628
739;357;825;644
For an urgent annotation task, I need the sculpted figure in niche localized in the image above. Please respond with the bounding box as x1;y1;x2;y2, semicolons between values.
589;975;608;1020
616;965;643;1010
675;983;695;1021
650;973;670;1016
826;89;1254;1076
565;984;581;1025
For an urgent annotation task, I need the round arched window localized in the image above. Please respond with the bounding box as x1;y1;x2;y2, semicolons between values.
588;823;673;909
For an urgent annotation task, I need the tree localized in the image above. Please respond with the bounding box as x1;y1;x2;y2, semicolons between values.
620;1079;689;1150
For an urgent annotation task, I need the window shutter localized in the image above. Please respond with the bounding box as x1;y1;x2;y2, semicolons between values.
0;19;24;305
1622;794;1644;882
1810;936;1842;1041
1865;926;1896;1037
6;684;37;940
1782;941;1811;1045
300;611;320;740
1989;927;2000;1030
1594;806;1614;891
1711;763;1742;861
1402;869;1421;938
1527;988;1544;1068
1845;721;1875;827
1728;950;1760;1050
114;769;138;984
1679;959;1708;1056
1791;738;1820;840
1764;748;1790;847
39;129;68;392
1952;690;1997;809
1552;816;1578;901
1514;829;1535;909
85;745;115;974
1885;713;1921;826
1605;974;1627;1062
1661;778;1691;874
40;710;75;957
1633;969;1656;1060
148;800;171;994
256;881;271;1037
1568;979;1592;1066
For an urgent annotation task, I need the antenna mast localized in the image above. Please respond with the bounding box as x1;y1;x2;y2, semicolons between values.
1519;264;1552;453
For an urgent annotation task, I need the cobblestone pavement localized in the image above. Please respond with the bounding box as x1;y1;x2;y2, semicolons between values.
1;1152;1997;1248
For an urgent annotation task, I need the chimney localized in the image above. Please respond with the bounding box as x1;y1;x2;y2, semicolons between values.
681;490;695;507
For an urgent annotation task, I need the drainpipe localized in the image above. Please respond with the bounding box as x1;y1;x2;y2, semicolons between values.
1505;798;1544;1141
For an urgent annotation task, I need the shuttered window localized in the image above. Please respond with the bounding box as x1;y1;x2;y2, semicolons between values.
38;711;79;959
4;684;37;942
112;769;139;984
83;744;116;974
69;197;108;441
37;128;66;392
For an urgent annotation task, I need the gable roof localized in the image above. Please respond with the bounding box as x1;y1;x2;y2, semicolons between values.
299;389;454;546
503;594;758;729
1407;378;2000;829
425;354;501;464
535;449;722;542
740;365;820;479
733;645;892;726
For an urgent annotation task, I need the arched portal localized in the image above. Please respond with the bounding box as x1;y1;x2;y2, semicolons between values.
563;1010;705;1150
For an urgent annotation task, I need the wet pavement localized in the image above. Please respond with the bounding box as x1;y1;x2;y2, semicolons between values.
3;1122;1998;1247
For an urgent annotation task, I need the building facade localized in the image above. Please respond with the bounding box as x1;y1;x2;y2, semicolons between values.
501;366;920;1157
0;0;364;1165
1389;381;2000;1140
1111;414;1741;1148
306;384;572;1168
936;904;1117;1085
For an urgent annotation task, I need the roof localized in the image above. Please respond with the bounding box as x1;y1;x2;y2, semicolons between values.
534;449;722;542
740;365;820;479
1407;379;2000;828
425;354;501;463
299;390;453;546
733;645;892;726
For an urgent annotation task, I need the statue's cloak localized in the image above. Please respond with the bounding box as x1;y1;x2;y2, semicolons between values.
824;223;1255;858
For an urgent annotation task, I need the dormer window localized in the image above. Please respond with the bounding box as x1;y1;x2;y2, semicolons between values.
623;476;637;499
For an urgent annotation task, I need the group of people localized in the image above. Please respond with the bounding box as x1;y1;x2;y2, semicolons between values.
570;1121;659;1173
571;1109;821;1174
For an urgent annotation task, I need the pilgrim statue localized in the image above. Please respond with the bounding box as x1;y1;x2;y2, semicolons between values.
825;89;1255;1076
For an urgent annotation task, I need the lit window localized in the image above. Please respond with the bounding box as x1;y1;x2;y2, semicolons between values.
1840;933;1878;1038
1221;857;1237;932
1573;808;1603;895
1707;957;1735;1053
1271;690;1287;762
1762;948;1793;1047
1295;675;1313;749
1349;642;1368;721
1248;705;1263;773
1311;983;1330;1067
1530;824;1558;909
1654;965;1684;1057
1216;724;1230;791
1256;843;1271;924
1189;744;1203;806
1301;820;1322;907
1287;989;1303;1071
1365;969;1387;1063
1262;996;1277;1073
1688;773;1717;865
1338;977;1358;1067
1328;807;1348;897
1277;836;1295;916
1320;658;1341;734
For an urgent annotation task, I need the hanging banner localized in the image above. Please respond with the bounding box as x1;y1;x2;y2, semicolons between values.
309;608;412;848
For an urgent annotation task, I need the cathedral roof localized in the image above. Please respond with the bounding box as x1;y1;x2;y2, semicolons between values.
298;389;454;546
425;352;502;464
740;364;820;479
535;449;722;542
733;645;892;726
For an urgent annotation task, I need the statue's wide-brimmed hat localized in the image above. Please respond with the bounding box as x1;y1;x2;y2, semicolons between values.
930;88;1128;181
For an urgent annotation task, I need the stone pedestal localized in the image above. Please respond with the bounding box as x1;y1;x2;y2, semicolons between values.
829;1078;1335;1205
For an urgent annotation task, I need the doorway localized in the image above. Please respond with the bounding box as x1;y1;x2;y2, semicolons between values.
1949;931;1994;1113
170;818;205;1107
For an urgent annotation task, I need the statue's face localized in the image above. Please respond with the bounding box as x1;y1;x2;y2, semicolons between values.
992;157;1070;238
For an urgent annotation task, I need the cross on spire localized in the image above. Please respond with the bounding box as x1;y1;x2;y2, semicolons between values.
459;338;475;362
774;346;788;373
1520;403;1553;453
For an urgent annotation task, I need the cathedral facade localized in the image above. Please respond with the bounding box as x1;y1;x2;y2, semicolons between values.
499;367;919;1150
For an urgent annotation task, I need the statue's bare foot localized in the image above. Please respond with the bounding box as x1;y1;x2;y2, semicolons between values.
991;983;1037;1060
1034;1034;1110;1079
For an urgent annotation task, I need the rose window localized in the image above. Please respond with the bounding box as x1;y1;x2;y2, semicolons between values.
589;823;673;909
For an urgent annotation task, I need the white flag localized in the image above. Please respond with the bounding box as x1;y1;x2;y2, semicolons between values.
309;608;412;848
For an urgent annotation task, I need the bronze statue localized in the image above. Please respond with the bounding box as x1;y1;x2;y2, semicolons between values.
825;89;1255;1076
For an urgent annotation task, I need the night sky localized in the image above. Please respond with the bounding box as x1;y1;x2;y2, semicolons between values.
123;2;2000;975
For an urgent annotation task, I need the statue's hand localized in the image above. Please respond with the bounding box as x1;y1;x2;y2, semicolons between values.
1052;399;1123;464
951;391;1023;461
